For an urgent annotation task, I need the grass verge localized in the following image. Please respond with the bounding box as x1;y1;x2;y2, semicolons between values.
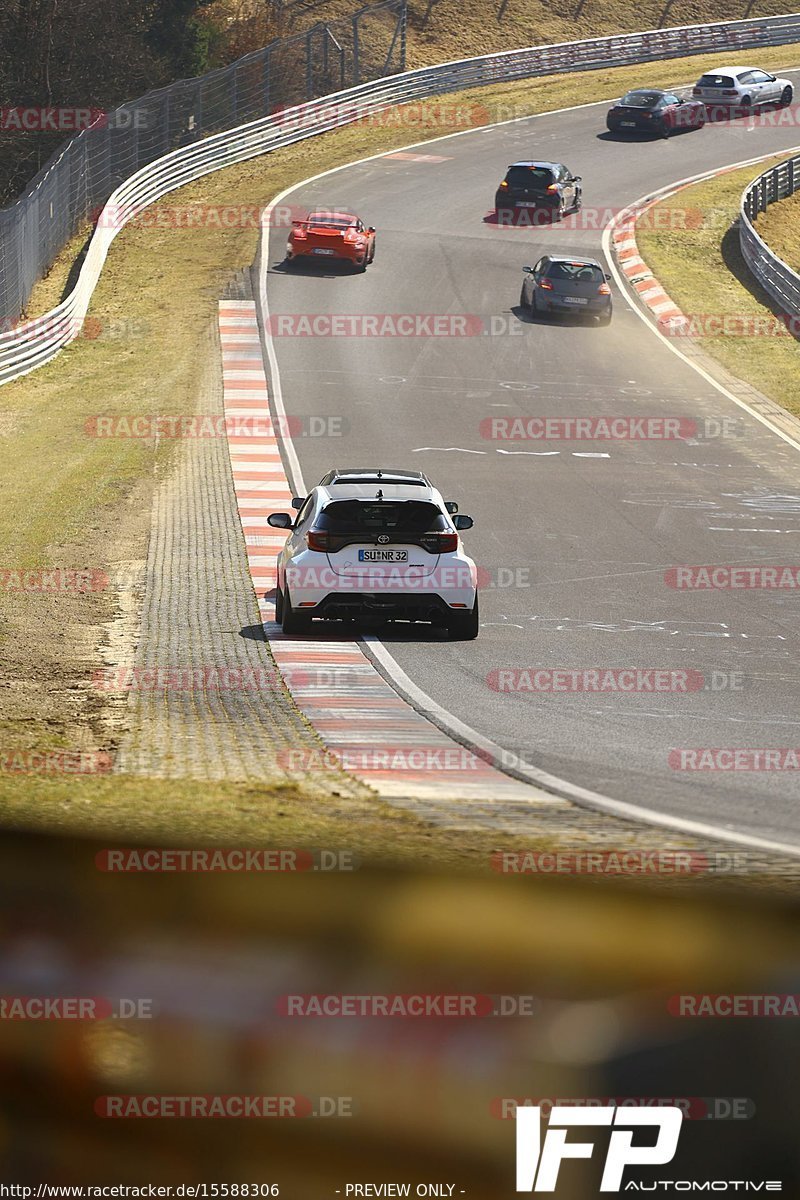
280;0;795;71
755;183;800;272
636;155;800;418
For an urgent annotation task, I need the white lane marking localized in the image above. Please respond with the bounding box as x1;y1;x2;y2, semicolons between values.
411;446;486;453
497;448;560;455
254;90;800;858
573;451;611;458
361;632;800;858
602;146;800;458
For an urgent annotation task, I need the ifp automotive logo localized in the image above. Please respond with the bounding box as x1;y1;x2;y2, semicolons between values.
515;1105;782;1192
515;1104;682;1192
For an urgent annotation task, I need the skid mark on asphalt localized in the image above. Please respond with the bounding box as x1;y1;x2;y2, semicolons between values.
219;299;567;810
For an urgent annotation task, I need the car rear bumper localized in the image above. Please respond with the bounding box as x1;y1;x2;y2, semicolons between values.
495;195;559;210
540;297;612;316
606;116;662;132
293;592;474;622
287;246;361;262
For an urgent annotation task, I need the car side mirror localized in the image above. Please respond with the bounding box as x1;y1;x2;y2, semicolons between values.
290;497;305;510
267;512;293;529
767;74;776;81
368;226;376;233
523;265;534;274
573;175;582;182
445;501;459;514
453;514;473;531
604;273;611;281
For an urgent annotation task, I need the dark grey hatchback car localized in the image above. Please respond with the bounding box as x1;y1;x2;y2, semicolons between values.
494;161;582;222
520;255;613;324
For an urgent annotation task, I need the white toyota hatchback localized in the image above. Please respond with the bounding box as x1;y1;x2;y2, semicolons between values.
267;469;479;638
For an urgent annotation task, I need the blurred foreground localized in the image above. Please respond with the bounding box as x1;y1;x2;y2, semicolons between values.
0;831;797;1194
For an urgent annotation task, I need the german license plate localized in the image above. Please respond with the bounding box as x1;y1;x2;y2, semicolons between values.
517;201;538;208
563;296;588;305
621;121;636;127
358;549;408;562
313;247;335;255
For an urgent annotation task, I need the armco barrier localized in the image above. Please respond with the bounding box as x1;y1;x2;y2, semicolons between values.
0;1;407;330
3;11;800;387
740;153;800;318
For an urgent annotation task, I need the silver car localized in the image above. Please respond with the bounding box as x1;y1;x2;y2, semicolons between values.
692;65;793;110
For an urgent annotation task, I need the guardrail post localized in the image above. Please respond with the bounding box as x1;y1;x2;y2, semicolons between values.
306;28;314;98
352;13;360;84
399;0;407;66
262;46;270;115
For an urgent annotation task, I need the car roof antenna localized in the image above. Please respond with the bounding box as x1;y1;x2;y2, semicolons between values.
376;470;382;478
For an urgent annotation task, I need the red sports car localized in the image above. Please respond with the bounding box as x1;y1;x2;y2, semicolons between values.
286;210;376;270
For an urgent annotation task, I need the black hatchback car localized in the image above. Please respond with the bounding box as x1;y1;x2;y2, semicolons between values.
606;89;706;137
494;161;582;222
520;255;612;324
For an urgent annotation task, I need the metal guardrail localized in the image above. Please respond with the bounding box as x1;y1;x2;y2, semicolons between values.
3;10;800;386
0;0;407;332
740;153;800;317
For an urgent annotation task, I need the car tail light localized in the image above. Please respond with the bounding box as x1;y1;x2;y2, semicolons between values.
598;283;612;296
722;90;737;96
420;532;459;553
498;180;509;189
292;226;307;239
692;87;702;94
538;278;553;290
306;530;329;551
546;183;559;193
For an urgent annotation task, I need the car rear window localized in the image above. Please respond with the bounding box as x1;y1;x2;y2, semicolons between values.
546;261;604;282
697;75;734;87
620;91;661;107
504;166;555;190
317;500;447;534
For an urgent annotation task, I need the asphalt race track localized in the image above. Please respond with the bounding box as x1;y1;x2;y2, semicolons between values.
262;73;800;846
